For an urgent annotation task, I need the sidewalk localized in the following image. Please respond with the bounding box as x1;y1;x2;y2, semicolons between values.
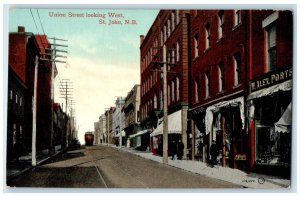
6;148;62;182
110;145;291;189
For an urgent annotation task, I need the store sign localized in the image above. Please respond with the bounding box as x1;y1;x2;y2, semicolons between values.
235;154;247;161
188;106;206;119
250;67;292;92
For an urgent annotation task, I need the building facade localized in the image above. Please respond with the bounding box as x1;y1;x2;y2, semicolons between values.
140;10;190;157
112;97;125;146
105;107;115;145
123;85;141;147
188;10;293;174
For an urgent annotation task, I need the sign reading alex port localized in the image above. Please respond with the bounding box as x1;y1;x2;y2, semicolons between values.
250;66;292;92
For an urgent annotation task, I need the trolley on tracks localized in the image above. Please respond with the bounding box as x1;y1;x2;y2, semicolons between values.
85;132;94;146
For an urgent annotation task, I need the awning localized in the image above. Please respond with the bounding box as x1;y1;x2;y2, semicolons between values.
115;130;125;137
275;103;292;133
247;80;292;101
150;110;182;137
129;130;149;139
205;96;245;134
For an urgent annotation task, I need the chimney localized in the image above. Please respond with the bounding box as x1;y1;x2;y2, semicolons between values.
18;26;25;33
140;35;145;45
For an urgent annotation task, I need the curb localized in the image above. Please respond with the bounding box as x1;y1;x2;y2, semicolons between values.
6;149;65;182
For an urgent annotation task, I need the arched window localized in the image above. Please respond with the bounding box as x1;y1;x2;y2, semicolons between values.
205;23;210;50
176;77;180;101
218;11;224;39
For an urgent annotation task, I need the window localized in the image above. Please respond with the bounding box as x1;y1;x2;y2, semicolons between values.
194;33;199;58
218;11;224;39
171;81;175;102
176;10;180;25
234;10;241;27
154;93;157;109
172;44;175;64
171;11;175;31
20;97;22;107
160;89;163;110
16;94;18;104
194;80;199;102
218;62;225;92
176;77;180;101
176;41;180;62
160;29;164;46
205;72;210;98
168;84;171;105
168;17;171;37
205;23;210;50
266;23;277;72
234;53;242;86
164;24;167;42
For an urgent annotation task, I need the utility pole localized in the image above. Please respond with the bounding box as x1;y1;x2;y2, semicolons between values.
151;45;176;165
44;37;68;154
60;79;73;146
32;55;39;166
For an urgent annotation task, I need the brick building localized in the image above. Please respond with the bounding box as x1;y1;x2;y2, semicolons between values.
8;26;54;159
246;11;293;175
105;107;115;145
188;10;293;174
140;10;190;158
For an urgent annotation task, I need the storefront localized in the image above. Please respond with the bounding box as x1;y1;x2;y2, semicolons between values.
247;67;292;174
129;129;150;151
150;110;182;156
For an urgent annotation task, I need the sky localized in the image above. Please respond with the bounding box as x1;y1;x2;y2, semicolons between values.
9;8;159;143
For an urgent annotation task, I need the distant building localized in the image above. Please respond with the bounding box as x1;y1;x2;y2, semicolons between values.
112;97;125;146
99;114;106;144
123;85;141;148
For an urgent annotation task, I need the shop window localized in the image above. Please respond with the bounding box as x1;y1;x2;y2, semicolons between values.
234;10;241;27
234;53;242;86
218;11;224;39
205;23;210;50
194;33;199;58
218;62;225;92
205;71;210;98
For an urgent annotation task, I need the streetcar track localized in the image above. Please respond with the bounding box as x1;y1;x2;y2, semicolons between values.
86;149;108;188
89;146;149;188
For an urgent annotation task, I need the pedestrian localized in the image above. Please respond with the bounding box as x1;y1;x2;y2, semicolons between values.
209;140;219;167
177;139;184;160
170;140;176;160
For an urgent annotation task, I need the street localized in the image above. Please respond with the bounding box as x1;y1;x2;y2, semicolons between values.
7;145;240;188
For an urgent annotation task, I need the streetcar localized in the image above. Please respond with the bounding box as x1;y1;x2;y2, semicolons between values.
84;132;94;146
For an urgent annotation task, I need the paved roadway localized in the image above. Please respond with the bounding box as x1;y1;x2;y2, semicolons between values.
7;145;240;188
